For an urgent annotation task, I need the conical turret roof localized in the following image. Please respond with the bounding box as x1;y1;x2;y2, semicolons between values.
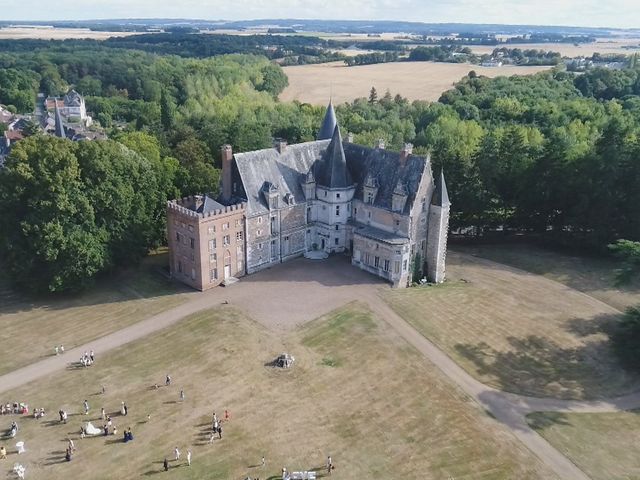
317;125;352;189
317;100;337;140
54;104;66;139
432;170;450;207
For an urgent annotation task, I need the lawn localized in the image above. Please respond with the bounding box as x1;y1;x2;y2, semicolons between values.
0;304;555;479
383;250;640;399
454;243;640;312
527;410;640;480
0;251;191;375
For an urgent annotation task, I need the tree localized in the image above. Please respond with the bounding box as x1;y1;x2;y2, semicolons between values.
609;240;640;284
0;136;107;292
160;88;176;130
611;306;640;371
368;86;378;104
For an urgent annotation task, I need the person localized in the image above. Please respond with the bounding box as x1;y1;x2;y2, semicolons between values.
224;409;230;421
101;408;106;421
103;424;108;436
60;344;65;354
124;403;128;416
262;456;265;467
327;456;332;476
174;446;180;461
112;425;118;436
90;350;94;362
120;402;126;416
213;412;218;424
68;438;75;452
55;345;59;356
62;410;68;423
165;375;171;386
107;416;112;427
65;448;71;462
217;425;222;439
80;427;86;439
163;458;169;472
187;449;192;466
282;467;287;480
101;385;105;395
83;400;89;415
208;432;215;444
180;390;185;401
0;445;6;459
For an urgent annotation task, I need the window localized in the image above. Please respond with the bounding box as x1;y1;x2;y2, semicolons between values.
336;205;340;216
324;190;327;197
395;220;400;227
223;222;229;231
257;243;263;250
394;261;400;274
190;252;195;261
208;226;215;235
190;238;195;249
335;225;339;231
223;235;230;246
177;261;182;273
236;231;243;242
335;238;339;245
258;217;263;224
284;235;290;241
374;256;380;268
257;229;263;236
237;260;243;271
208;239;216;251
422;196;427;212
367;193;373;204
210;269;217;281
403;260;408;271
367;211;372;219
235;219;241;227
421;240;426;251
336;193;341;199
210;253;217;263
364;252;370;265
354;207;357;215
191;268;196;280
384;259;390;272
175;232;181;242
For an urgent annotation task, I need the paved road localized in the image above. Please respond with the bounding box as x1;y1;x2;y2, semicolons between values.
1;254;638;479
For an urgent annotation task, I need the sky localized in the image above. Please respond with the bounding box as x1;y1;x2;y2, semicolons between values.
1;0;639;29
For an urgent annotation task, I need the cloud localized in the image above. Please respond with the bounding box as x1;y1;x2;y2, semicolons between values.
1;0;638;29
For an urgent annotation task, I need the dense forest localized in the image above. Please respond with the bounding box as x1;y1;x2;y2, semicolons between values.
0;40;639;291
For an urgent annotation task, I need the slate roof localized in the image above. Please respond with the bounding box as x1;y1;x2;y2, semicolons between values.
64;90;83;107
343;142;428;215
315;125;353;189
317;100;337;140
54;105;66;139
197;195;226;214
234;140;329;216
353;224;410;245
432;171;450;207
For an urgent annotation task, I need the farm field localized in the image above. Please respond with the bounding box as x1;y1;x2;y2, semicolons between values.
467;37;640;57
280;61;551;104
527;410;640;480
0;252;191;376
0;27;140;40
455;243;640;312
383;250;640;400
0;304;555;479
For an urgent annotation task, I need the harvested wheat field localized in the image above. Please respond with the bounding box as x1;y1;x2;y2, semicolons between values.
467;38;640;57
0;304;555;479
383;250;640;400
280;61;551;104
0;27;141;40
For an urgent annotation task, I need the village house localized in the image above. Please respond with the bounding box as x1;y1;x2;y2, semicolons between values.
167;102;450;290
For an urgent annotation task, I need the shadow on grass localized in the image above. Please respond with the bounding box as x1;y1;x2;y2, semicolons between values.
453;312;638;399
526;412;572;431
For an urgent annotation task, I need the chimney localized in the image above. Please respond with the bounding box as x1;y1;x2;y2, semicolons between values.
347;132;354;143
274;138;287;153
221;144;233;203
376;138;385;149
400;143;413;166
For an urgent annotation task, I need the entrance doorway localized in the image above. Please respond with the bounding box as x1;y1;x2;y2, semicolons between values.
321;238;325;250
224;265;231;279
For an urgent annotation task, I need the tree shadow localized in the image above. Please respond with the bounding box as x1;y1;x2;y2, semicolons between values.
526;412;572;431
453;312;640;399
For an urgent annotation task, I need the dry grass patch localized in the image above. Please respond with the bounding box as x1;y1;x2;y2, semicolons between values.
280;61;551;105
527;410;640;480
383;251;640;399
0;252;191;375
0;304;555;479
0;27;140;40
454;243;640;312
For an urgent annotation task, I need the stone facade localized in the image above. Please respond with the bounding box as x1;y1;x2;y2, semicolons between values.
167;197;246;290
166;102;451;291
